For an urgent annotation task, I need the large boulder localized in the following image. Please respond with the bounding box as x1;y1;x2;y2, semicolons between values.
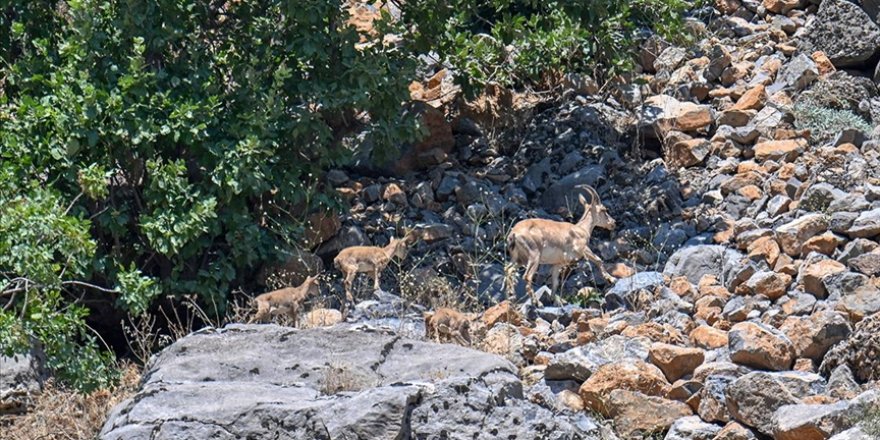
579;360;671;416
772;391;880;440
779;311;851;361
663;245;744;286
0;346;48;415
799;0;880;68
726;371;827;436
820;312;880;383
545;335;652;382
100;324;605;440
728;322;796;371
603;390;692;439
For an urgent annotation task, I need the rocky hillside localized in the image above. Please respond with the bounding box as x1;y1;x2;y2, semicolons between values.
82;0;880;438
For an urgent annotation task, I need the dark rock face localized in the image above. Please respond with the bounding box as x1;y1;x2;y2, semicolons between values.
100;324;607;440
799;0;880;67
820;312;880;383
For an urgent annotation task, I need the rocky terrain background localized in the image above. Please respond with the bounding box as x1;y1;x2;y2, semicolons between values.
7;0;880;438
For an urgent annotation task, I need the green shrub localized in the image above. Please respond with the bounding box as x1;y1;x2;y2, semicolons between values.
400;0;694;95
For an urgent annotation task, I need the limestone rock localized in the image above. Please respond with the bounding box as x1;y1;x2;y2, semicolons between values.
728;321;796;371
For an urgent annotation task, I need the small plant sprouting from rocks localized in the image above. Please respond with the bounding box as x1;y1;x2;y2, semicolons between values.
862;405;880;438
320;361;372;395
792;99;873;142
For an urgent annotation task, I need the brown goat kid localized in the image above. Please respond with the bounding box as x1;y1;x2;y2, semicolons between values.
424;308;478;345
507;185;617;303
250;275;320;326
334;236;409;304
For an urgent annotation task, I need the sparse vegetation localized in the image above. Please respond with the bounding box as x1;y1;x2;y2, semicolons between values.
0;363;141;440
793;100;874;141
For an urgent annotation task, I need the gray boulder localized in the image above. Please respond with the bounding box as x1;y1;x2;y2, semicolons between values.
800;0;880;68
664;416;722;440
0;346;48;415
663;245;744;287
726;371;826;436
100;324;606;440
539;166;605;216
545;335;652;381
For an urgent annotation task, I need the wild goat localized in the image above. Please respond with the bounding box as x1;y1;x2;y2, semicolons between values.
424;308;478;345
334;235;409;304
506;185;616;303
250;274;320;326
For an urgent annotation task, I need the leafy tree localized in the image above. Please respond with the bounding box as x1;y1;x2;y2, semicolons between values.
1;0;416;390
399;0;693;95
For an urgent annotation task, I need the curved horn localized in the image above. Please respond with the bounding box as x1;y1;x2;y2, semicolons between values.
583;185;601;206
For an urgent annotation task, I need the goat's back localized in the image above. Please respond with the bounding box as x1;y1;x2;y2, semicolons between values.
507;218;589;264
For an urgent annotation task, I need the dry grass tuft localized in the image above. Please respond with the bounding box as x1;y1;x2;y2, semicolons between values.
0;363;141;440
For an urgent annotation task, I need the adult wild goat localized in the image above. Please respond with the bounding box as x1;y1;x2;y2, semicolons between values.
506;185;616;303
250;274;320;326
334;234;410;304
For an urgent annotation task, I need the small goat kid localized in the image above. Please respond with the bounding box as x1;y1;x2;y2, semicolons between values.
250;275;320;326
507;185;616;303
424;308;478;345
334;236;408;303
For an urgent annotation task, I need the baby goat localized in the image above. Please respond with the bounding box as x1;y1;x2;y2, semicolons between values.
424;308;478;345
250;274;320;326
334;235;409;304
507;185;616;303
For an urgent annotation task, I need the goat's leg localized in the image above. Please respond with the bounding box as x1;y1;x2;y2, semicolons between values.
251;300;268;324
524;256;541;303
372;268;381;291
343;270;356;303
583;249;617;283
550;264;565;306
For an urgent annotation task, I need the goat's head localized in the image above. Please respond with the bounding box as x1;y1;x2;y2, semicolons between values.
577;186;616;230
389;237;409;260
303;274;321;295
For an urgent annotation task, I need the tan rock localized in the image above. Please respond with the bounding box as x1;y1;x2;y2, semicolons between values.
780;311;851;361
621;322;689;345
762;0;802;14
731;85;766;111
728;322;796;371
793;358;815;372
645;94;713;135
810;51;835;76
481;300;523;328
579;360;671;416
799;259;846;298
690;325;729;349
714;421;758;440
648;343;706;382
747;236;781;266
754;139;806;162
604;390;693;439
742;271;792;300
718;109;755;127
669;138;712;168
800;231;839;256
558;389;584;412
775;213;829;257
737;185;763;201
382;183;407;205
